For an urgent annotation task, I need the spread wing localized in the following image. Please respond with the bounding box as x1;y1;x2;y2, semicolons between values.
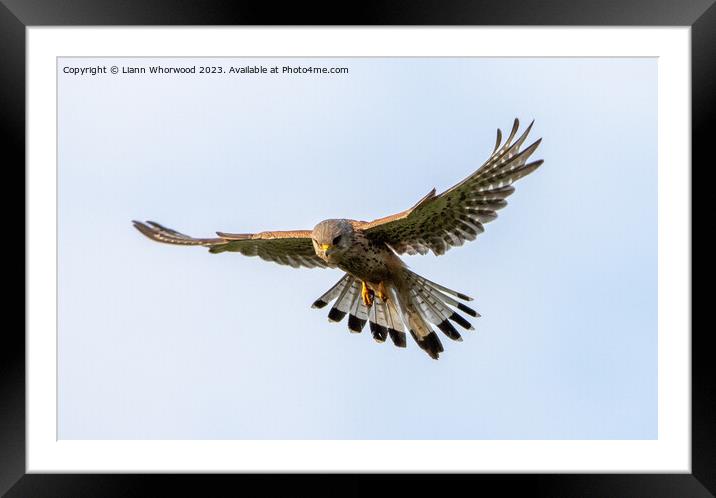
132;220;329;269
359;119;543;256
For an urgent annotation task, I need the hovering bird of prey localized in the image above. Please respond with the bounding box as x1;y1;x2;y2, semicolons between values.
133;119;542;359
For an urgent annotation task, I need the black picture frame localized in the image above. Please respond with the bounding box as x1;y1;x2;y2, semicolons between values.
5;1;709;496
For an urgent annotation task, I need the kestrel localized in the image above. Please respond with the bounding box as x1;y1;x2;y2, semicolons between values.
133;119;542;359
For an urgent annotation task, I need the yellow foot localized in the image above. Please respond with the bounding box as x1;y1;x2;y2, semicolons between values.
376;281;389;302
361;281;374;307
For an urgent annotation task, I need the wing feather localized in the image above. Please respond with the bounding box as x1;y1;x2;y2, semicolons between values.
359;118;542;256
132;220;329;269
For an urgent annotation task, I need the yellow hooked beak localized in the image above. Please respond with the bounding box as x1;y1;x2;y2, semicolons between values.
320;243;332;252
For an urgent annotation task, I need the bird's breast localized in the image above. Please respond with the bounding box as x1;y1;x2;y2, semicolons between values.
337;240;399;283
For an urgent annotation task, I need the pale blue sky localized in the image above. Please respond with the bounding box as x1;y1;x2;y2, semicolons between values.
58;57;657;439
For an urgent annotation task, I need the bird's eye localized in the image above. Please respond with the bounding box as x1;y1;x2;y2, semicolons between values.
332;235;342;245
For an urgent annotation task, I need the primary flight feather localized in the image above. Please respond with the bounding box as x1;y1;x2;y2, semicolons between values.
133;118;543;359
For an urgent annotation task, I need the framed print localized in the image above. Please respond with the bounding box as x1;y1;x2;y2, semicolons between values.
6;0;710;495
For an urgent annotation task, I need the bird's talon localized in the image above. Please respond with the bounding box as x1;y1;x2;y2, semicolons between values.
361;281;374;307
376;281;389;302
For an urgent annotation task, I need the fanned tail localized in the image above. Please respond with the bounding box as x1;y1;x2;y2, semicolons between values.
394;269;478;359
312;270;477;359
313;274;369;333
403;269;478;339
312;273;408;347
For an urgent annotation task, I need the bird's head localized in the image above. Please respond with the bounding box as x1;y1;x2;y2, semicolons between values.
311;219;354;263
